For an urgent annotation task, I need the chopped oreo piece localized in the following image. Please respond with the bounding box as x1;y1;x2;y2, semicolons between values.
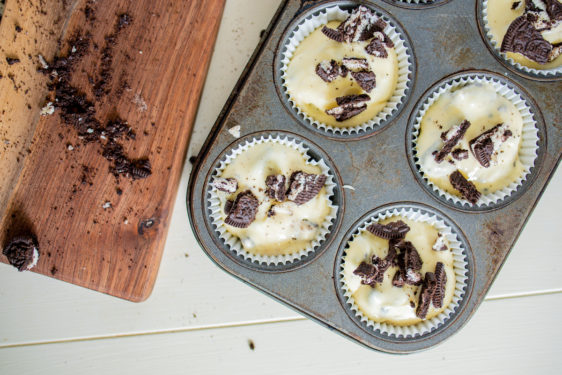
351;70;376;92
469;123;510;168
511;1;521;10
265;174;286;201
224;199;234;215
287;171;327;205
353;256;391;287
432;232;448;252
3;236;39;272
326;94;371;122
451;149;469;161
435;120;471;163
392;270;405;287
449;170;481;204
337;5;379;42
372;30;394;48
416;272;437;319
365;38;388;58
315;60;346;82
342;57;369;70
501;15;552;64
400;241;423;285
366;220;410;240
321;26;344;42
224;191;259;228
433;262;447;309
544;0;562;20
213;177;238;193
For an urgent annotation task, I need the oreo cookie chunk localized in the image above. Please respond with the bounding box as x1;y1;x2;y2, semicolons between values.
351;70;376;92
433;262;447;309
449;170;481;204
365;38;388;58
213;177;238;193
315;60;347;82
394;240;423;286
224;191;259;228
432;232;448;252
353;256;391;287
469;123;512;168
265;174;286;202
366;220;410;240
416;271;437;319
342;57;369;70
501;15;552;64
325;94;370;121
451;148;469;161
321;26;344;43
337;5;379;43
287;171;327;205
434;120;471;163
3;236;39;272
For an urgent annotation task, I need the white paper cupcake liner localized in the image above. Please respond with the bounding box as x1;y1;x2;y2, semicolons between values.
280;5;413;135
412;74;539;208
481;0;562;78
207;134;339;266
340;207;469;338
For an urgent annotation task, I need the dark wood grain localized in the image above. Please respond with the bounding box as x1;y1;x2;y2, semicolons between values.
0;0;225;301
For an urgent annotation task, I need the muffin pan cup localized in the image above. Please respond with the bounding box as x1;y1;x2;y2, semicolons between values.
188;0;561;353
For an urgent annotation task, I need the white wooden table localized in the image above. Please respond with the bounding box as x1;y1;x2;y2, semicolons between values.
1;1;561;373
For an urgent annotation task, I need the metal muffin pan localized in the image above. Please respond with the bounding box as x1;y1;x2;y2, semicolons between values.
188;0;561;353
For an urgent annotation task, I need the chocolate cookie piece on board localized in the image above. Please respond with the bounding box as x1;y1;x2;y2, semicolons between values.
501;15;552;64
367;220;410;240
449;170;481;204
265;174;287;201
225;191;259;228
287;171;327;205
3;236;39;272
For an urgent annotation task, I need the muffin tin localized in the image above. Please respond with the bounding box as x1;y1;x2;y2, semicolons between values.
187;0;561;353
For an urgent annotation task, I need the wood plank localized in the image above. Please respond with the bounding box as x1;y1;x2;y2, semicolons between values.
0;0;225;301
0;0;560;347
1;294;561;374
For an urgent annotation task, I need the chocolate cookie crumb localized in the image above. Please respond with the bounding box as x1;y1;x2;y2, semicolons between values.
315;60;346;82
6;57;20;65
449;170;481;204
321;26;344;42
451;148;469;161
3;236;39;272
365;38;388;58
433;262;447;309
416;272;436;319
342;57;369;70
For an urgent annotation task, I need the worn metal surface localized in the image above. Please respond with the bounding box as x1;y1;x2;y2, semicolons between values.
187;0;561;353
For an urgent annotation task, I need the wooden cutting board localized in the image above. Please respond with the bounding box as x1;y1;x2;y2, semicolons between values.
0;0;225;301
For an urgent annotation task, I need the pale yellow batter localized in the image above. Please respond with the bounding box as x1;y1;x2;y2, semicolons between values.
285;20;398;128
343;217;455;325
218;143;331;257
486;0;562;69
416;83;524;198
